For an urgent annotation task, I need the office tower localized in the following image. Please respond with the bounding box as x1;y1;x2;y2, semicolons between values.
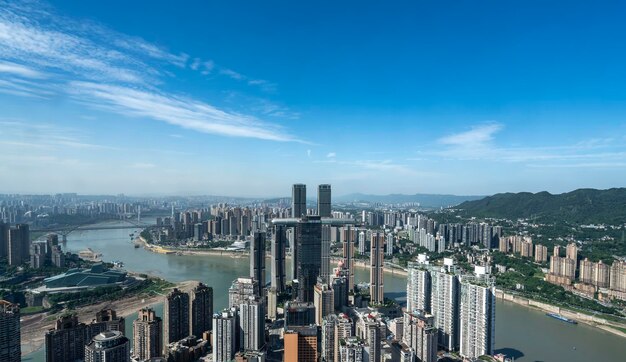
284;326;318;362
365;320;381;362
84;330;130;362
45;315;88;362
8;224;29;266
370;232;385;304
403;311;437;362
534;244;548;263
407;261;431;313
0;222;8;260
321;224;332;283
89;309;125;338
133;308;162;361
164;288;190;347
229;277;259;307
318;184;332;217
0;300;20;362
332;272;349;311
342;226;356;291
190;282;213;337
335;314;353;362
431;269;460;351
296;216;322;302
321;315;337;362
459;278;496;359
239;297;265;351
285;301;316;328
314;281;335;325
213;309;237;362
292;184;307;218
250;232;266;288
271;225;287;292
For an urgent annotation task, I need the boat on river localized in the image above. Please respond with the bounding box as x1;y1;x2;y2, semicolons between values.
546;312;578;324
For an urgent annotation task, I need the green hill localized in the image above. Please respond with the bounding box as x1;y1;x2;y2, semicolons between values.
456;188;626;224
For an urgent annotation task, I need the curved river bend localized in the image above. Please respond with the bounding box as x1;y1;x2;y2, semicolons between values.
23;220;626;361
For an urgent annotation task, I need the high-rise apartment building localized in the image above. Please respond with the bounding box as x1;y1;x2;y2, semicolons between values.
292;184;307;218
459;277;496;359
334;314;353;362
566;243;578;271
250;232;266;288
365;320;381;362
133;308;162;361
285;326;318;362
213;309;238;362
610;261;626;292
84;330;130;362
370;232;385;304
88;309;125;338
229;277;260;308
431;267;460;351
321;224;332;283
0;300;20;362
190;282;213;337
45;315;88;362
314;281;334;325
271;225;287;293
164;288;190;348
318;184;332;217
239;297;265;351
407;261;431;313
402;311;437;362
321;315;337;362
296;216;322;302
534;244;548;263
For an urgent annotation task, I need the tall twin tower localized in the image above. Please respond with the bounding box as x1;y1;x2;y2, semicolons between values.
272;184;352;303
291;183;331;218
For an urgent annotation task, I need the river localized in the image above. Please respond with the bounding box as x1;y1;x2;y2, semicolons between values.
23;219;626;361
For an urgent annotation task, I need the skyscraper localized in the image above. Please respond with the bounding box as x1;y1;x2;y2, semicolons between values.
133;308;162;361
342;226;356;292
317;184;332;217
403;311;437;362
45;315;88;362
239;297;265;351
314;281;334;325
321;224;332;283
296;216;322;302
0;222;8;260
250;231;266;288
213;308;237;362
370;231;385;304
164;288;190;349
88;309;126;338
459;277;496;359
292;183;307;218
431;267;460;351
7;224;29;266
0;300;20;362
365;320;381;362
407;261;431;313
284;326;319;362
321;315;337;362
228;277;260;308
190;282;213;337
271;225;287;293
84;331;130;362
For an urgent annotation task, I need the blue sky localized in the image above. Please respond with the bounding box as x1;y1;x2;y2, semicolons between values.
1;0;625;197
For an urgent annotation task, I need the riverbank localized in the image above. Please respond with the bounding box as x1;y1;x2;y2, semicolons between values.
20;279;198;357
495;289;626;339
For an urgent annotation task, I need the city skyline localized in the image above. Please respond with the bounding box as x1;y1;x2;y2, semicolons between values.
2;0;626;196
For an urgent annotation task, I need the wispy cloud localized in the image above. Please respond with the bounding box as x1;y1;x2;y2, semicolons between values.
130;162;156;169
69;81;299;142
429;122;626;168
0;0;298;142
326;152;336;158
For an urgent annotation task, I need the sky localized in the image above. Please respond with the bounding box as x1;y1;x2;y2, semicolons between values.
1;0;626;197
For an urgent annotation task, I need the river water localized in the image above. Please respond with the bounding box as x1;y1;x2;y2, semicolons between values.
23;220;626;361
